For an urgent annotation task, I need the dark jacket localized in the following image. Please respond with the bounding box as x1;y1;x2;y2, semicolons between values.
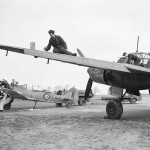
127;53;141;64
0;81;12;89
128;54;138;61
45;35;67;51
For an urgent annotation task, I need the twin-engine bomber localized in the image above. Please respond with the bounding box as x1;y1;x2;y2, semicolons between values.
0;42;150;119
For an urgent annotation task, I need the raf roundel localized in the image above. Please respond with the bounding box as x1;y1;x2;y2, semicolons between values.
43;92;51;100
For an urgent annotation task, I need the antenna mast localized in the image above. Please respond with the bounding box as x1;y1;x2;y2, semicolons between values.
136;36;139;53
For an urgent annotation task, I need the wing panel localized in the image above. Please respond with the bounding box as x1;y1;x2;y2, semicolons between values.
0;45;24;54
0;44;138;73
2;88;28;100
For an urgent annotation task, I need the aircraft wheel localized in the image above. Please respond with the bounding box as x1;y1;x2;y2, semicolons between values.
78;98;86;106
66;102;72;108
106;100;123;119
4;103;11;110
130;98;136;104
56;103;62;107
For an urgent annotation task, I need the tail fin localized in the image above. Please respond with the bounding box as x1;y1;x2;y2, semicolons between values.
77;48;85;57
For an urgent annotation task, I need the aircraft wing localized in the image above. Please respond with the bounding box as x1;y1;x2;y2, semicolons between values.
1;44;150;74
2;88;28;100
2;88;44;101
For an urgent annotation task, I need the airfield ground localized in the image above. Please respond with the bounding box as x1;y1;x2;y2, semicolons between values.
0;96;150;150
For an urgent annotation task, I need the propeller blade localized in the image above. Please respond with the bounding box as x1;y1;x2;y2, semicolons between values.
84;78;93;100
77;48;85;57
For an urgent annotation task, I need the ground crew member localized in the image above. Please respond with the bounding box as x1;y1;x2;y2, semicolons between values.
44;30;77;56
123;52;141;65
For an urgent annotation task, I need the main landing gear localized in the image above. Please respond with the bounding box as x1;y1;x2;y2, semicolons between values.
106;99;123;119
0;93;14;111
105;91;128;119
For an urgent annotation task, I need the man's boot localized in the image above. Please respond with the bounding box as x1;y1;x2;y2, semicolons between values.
72;53;77;56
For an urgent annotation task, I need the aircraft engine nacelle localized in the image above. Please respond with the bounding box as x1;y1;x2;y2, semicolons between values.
88;67;150;91
87;68;106;84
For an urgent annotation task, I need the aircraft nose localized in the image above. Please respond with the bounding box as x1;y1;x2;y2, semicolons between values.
87;68;95;78
87;68;92;76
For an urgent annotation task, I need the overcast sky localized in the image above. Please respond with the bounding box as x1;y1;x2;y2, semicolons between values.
0;0;150;93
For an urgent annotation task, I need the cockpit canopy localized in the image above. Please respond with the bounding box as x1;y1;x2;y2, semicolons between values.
117;52;150;68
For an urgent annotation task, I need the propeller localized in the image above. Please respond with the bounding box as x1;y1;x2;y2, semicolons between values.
84;78;93;101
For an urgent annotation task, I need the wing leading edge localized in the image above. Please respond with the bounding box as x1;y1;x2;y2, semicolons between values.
2;88;28;100
0;44;131;73
2;44;150;75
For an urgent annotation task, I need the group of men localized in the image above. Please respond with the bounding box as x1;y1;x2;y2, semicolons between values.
0;79;18;90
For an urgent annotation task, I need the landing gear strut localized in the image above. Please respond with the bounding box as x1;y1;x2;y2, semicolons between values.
0;93;14;111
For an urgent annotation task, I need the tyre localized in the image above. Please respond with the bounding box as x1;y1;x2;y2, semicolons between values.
3;97;13;110
66;102;72;108
106;100;123;119
4;103;11;110
78;98;86;106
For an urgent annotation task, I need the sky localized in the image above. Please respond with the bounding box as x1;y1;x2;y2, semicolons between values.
0;0;150;93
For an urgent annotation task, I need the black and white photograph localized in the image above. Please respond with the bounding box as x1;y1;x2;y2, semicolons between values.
0;0;150;149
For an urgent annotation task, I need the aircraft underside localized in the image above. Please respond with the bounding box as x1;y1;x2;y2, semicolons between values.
88;68;150;91
87;67;150;119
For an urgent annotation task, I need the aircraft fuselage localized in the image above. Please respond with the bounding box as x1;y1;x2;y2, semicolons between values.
88;67;150;90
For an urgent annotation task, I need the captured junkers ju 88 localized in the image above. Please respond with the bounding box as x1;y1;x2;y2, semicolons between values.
0;37;150;119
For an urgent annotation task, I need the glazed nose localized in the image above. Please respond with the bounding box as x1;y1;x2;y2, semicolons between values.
87;68;94;75
87;68;92;75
